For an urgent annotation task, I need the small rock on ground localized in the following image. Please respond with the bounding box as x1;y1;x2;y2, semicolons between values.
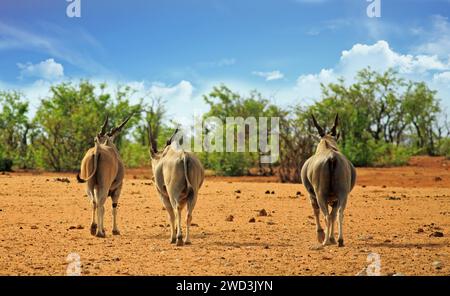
429;231;444;237
432;261;442;269
54;177;70;183
225;215;234;222
258;209;268;217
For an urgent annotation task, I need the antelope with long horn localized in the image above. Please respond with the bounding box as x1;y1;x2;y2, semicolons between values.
77;113;134;238
301;114;356;247
148;126;204;246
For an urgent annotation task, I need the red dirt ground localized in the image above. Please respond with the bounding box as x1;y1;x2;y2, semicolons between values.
0;156;448;275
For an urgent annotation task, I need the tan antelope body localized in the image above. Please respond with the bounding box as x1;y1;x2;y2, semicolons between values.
77;114;133;238
149;128;204;246
301;115;356;247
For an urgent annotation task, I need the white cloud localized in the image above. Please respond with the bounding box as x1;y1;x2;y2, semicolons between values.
108;80;198;127
296;69;336;99
295;40;450;103
0;79;55;113
433;71;450;84
252;70;284;81
415;15;450;57
125;81;146;92
17;59;64;80
148;80;194;103
0;21;108;75
339;41;448;75
145;80;205;128
91;79;195;105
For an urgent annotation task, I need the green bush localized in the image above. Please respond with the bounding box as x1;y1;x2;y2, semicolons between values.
32;81;142;171
121;142;150;168
0;158;13;171
341;134;377;167
373;143;413;166
438;138;450;159
342;137;413;167
200;152;252;176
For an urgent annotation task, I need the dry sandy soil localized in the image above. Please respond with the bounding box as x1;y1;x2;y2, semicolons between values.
0;156;448;275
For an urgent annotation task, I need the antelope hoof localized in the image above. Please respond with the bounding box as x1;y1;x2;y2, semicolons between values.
90;224;97;236
329;237;337;244
112;229;121;236
338;239;344;247
176;239;184;246
170;238;176;244
322;239;332;246
96;230;106;238
184;240;192;245
317;229;325;243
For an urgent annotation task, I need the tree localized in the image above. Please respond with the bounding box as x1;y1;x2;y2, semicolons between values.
32;81;142;171
133;96;168;148
278;106;314;183
311;67;442;166
403;82;440;155
202;85;280;176
122;97;173;167
0;91;31;169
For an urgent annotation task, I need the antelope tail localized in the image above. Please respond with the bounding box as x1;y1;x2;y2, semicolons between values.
183;153;194;199
328;155;336;198
76;173;85;183
77;144;100;183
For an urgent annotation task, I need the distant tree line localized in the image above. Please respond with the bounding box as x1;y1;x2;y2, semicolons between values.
0;81;172;172
1;68;449;183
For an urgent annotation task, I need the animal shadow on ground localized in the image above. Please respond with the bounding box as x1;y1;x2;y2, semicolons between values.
146;232;209;241
365;242;446;249
211;241;292;248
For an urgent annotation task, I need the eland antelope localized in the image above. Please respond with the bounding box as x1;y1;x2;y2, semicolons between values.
149;127;204;246
301;114;356;247
77;114;134;238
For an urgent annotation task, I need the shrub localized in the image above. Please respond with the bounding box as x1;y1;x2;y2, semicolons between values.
200;152;252;176
342;137;413;167
121;142;150;168
373;143;413;166
0;158;13;172
341;134;377;167
438;138;450;159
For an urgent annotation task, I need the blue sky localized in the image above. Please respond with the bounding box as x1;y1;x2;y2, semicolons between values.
0;0;449;124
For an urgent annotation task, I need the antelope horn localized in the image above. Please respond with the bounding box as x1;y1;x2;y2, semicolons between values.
148;124;158;155
108;112;134;136
330;113;339;136
100;115;109;136
311;114;325;137
166;127;180;146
